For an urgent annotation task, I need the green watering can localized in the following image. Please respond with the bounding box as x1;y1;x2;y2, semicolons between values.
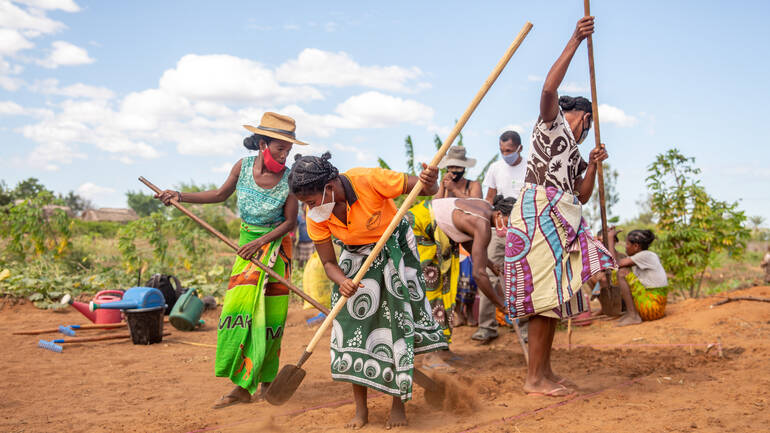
169;288;205;331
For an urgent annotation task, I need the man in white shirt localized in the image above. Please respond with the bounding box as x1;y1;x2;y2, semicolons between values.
473;130;527;343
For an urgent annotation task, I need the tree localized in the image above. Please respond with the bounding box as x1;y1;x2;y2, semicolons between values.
647;149;750;298
126;190;164;217
0;180;11;206
14;178;50;199
58;191;94;214
176;181;238;212
583;162;620;230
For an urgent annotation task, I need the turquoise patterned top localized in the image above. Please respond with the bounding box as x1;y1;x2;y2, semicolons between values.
236;156;289;226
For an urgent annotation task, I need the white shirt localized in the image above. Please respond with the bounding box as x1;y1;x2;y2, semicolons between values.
630;250;668;288
483;158;527;199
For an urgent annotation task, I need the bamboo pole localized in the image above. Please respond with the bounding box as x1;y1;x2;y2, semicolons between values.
139;177;329;315
584;0;608;247
301;22;534;357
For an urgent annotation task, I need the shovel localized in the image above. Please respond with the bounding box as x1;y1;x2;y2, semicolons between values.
265;21;533;406
139;176;330;316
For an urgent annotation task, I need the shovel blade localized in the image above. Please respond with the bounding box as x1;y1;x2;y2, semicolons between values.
265;364;306;406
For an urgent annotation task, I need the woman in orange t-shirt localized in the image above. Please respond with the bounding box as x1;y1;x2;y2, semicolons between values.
288;152;446;429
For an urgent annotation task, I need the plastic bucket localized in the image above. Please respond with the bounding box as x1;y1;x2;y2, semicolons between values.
169;289;204;332
125;306;165;345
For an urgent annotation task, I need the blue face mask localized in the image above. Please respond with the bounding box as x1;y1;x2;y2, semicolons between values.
502;151;520;166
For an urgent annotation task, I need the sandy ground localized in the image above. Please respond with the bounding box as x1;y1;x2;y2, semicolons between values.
1;286;768;433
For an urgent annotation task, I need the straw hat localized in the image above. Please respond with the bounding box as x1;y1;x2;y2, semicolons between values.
243;112;308;146
438;145;476;169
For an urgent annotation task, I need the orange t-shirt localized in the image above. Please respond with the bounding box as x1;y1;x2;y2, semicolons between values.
307;167;408;246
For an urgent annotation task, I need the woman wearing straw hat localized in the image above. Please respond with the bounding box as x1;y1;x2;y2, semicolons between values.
156;112;305;408
436;145;483;331
436;145;482;199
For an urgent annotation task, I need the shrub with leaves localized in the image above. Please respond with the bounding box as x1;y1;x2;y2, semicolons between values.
647;149;750;298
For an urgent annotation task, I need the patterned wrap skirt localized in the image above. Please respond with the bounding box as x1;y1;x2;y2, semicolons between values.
330;218;448;401
504;184;616;319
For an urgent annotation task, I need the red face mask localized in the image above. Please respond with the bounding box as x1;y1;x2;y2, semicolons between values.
262;146;285;173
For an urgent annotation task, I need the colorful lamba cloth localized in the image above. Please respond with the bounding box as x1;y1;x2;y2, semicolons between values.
407;200;460;339
504;184;616;319
612;270;668;321
329;218;448;401
215;222;291;393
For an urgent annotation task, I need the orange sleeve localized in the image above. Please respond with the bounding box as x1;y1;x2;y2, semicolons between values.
369;168;407;199
306;216;332;243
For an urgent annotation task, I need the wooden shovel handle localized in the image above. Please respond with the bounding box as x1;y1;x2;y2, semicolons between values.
302;22;534;355
583;0;608;247
139;176;330;315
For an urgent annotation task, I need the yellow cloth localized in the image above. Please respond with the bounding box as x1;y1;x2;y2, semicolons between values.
302;251;333;310
407;200;460;339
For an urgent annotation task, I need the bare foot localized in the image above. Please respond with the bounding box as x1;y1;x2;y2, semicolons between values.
547;373;576;389
345;410;368;429
385;398;407;429
212;386;251;409
453;310;467;327
616;312;642;327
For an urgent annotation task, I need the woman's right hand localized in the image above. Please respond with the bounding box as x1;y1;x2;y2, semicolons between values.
154;189;180;206
572;16;594;42
339;278;364;298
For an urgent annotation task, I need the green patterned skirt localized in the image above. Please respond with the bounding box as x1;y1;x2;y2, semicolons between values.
329;218;448;401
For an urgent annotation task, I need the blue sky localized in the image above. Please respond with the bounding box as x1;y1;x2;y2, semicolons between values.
1;0;768;224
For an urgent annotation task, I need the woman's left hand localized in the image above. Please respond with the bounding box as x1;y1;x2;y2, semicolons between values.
588;144;608;166
237;238;267;261
419;163;439;187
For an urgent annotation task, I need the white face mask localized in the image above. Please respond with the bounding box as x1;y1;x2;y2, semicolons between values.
308;188;335;223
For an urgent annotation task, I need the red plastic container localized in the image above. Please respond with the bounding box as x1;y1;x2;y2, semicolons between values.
67;290;124;324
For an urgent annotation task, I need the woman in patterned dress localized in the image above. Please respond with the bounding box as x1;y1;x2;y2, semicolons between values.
503;16;615;397
289;152;447;429
156;112;303;408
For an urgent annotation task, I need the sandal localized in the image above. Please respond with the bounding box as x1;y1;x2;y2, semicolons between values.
526;385;575;397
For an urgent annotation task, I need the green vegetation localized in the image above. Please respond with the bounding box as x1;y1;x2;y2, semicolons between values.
645;149;750;298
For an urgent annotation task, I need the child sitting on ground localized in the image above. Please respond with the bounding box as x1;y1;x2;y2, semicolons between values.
607;228;669;326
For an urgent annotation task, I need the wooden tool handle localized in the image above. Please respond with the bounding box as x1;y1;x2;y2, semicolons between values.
583;0;608;247
138;176;330;315
59;332;171;343
302;22;534;355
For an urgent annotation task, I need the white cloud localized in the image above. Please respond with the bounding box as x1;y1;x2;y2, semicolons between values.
0;75;23;90
0;100;24;114
0;0;67;34
324;22;337;32
27;141;86;170
37;40;94;68
527;74;543;82
76;182;115;201
30;78;114;99
159;54;321;104
0;28;34;55
13;0;80;12
283;23;299;31
333;142;371;163
599;104;637;127
499;124;525;135
277;48;424;93
559;82;588;93
0;99;50;116
211;162;233;173
334;91;433;128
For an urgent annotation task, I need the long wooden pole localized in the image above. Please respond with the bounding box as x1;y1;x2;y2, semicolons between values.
301;22;534;357
584;0;608;247
139;177;330;315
